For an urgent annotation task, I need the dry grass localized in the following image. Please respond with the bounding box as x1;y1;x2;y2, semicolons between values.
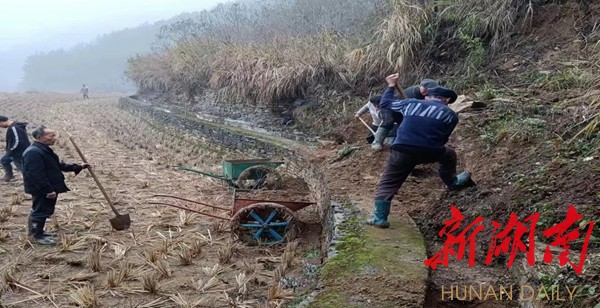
442;0;522;51
51;216;62;233
190;239;204;257
149;258;171;278
210;221;228;235
195;276;223;293
141;272;161;294
0;229;10;242
209;33;350;108
570;95;600;143
235;272;250;297
124;0;537;108
2;268;21;291
0;206;15;222
68;271;97;283
111;243;129;260
281;240;298;269
69;285;98;308
106;262;132;289
106;269;121;288
224;292;258;308
199;229;216;246
86;242;103;272
240;259;259;276
60;234;87;252
217;243;233;264
347;0;427;84
201;264;224;278
272;264;287;285
118;260;133;279
10;194;23;206
0;94;320;306
267;285;294;305
169;293;209;307
177;247;194;266
143;250;161;264
178;210;196;226
158;238;173;255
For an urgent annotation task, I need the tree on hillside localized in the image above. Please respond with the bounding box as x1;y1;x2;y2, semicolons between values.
18;21;170;93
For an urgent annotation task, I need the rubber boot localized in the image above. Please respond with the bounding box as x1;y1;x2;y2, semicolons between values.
366;200;391;228
29;217;55;245
371;127;390;151
448;172;476;191
43;231;58;238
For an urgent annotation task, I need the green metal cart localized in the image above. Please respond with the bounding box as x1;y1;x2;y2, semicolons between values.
178;159;284;190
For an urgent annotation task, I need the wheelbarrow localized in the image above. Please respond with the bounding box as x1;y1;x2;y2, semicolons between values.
178;159;284;190
149;190;315;245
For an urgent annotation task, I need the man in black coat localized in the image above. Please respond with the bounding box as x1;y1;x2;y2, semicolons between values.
372;79;457;151
0;115;31;181
22;126;90;245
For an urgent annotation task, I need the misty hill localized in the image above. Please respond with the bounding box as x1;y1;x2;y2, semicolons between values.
16;18;183;93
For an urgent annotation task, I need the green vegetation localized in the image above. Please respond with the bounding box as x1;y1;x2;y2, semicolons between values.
478;103;551;147
312;199;426;307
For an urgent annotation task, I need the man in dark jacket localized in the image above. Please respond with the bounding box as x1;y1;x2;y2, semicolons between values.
366;74;474;228
371;79;453;150
22;126;90;245
0;115;31;181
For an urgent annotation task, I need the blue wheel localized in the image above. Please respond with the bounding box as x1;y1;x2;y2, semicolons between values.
231;202;296;245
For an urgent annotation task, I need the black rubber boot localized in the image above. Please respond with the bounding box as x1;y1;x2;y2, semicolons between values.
29;217;55;245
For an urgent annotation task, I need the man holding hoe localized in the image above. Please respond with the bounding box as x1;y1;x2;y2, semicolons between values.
22;126;91;245
370;79;446;150
367;73;474;228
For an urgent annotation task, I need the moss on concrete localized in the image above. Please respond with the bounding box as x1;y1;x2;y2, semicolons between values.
311;202;427;307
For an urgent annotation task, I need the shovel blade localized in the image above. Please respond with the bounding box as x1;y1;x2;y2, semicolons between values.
110;214;131;230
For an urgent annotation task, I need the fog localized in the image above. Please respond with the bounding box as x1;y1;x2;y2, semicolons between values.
0;0;226;92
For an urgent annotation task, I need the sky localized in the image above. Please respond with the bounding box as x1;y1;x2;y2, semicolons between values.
0;0;226;91
0;0;226;52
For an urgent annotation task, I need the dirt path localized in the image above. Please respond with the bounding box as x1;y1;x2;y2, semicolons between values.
318;136;517;307
0;93;321;307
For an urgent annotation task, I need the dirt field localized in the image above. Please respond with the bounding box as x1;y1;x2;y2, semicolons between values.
0;93;321;307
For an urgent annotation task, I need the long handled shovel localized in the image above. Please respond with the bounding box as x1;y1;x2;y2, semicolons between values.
357;117;377;135
68;136;131;230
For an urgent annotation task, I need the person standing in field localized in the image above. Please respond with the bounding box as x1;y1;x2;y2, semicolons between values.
0;115;31;182
22;126;90;245
81;84;89;99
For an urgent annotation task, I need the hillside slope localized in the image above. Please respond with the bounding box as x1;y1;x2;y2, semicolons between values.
321;2;600;306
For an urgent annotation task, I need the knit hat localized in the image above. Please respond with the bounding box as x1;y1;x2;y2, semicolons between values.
448;91;458;104
0;116;8;122
420;79;439;89
426;86;458;104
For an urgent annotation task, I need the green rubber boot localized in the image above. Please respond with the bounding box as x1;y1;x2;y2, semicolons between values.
371;127;390;151
449;172;476;191
366;200;391;228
